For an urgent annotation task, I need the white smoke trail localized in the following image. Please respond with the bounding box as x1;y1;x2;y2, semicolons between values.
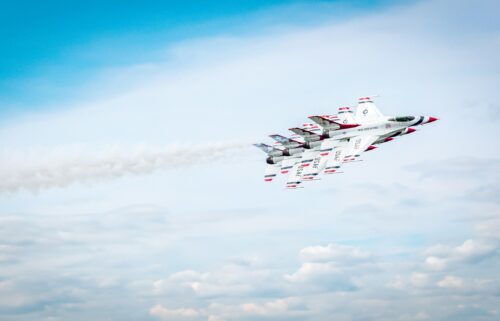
0;141;250;194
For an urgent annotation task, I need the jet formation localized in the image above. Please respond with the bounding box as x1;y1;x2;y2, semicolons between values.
255;96;438;188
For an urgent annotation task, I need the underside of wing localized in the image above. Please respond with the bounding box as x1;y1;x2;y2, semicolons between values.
285;161;306;189
280;156;301;174
264;164;280;182
344;135;380;160
324;139;349;173
302;140;336;180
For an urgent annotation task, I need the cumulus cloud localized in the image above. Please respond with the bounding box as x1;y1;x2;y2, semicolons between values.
387;273;431;290
424;239;497;271
285;243;369;292
240;298;291;316
437;275;464;289
151;261;278;299
285;262;338;283
299;243;370;263
476;218;500;240
425;256;447;271
149;305;200;320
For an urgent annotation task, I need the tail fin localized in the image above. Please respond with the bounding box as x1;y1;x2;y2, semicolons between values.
337;106;356;124
354;97;384;123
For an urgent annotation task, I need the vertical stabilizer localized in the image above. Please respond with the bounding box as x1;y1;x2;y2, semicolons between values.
354;97;384;124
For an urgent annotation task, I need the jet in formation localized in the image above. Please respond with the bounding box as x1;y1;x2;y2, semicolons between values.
255;96;438;188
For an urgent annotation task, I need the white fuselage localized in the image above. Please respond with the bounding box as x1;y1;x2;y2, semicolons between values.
326;116;428;141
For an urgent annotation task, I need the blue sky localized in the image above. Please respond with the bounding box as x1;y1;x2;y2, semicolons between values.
0;0;500;321
0;0;394;113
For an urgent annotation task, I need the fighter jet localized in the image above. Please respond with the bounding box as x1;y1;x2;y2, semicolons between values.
253;135;305;182
255;96;437;188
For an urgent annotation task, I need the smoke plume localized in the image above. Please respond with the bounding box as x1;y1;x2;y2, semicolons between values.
0;142;249;194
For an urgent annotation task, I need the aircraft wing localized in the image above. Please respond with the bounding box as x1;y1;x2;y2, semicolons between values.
302;139;336;180
289;127;322;142
308;116;341;130
322;135;378;173
279;155;301;174
324;139;350;173
284;149;320;188
285;161;306;189
297;148;320;169
264;164;280;182
344;135;379;160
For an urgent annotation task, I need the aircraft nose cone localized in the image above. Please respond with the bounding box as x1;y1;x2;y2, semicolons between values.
428;116;438;123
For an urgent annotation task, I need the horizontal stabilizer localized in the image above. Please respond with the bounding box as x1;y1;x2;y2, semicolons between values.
253;143;273;154
289;127;322;142
269;134;302;148
308;116;359;130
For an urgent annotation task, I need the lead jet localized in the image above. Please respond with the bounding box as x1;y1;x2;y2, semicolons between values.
308;97;437;175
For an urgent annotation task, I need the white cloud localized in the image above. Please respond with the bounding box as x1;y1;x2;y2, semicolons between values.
149;305;200;320
455;240;496;261
410;273;431;288
240;298;290;316
299;243;370;263
425;256;448;271
285;262;337;283
476;217;500;240
437;276;464;289
285;243;368;292
425;239;497;270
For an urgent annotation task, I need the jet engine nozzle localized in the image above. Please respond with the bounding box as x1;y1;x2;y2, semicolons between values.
283;147;303;156
266;156;283;165
304;141;321;149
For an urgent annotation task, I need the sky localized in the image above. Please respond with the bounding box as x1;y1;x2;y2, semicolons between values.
0;0;499;320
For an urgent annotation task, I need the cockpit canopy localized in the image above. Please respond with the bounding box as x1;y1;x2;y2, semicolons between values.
388;116;415;122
